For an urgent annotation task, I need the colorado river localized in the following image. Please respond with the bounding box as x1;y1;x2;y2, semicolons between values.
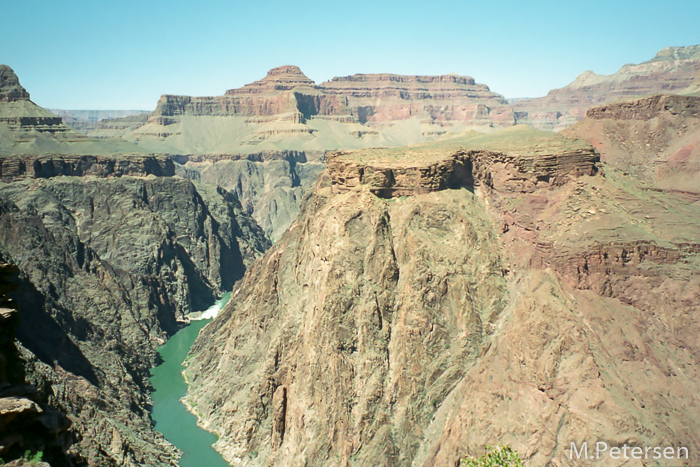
150;293;231;467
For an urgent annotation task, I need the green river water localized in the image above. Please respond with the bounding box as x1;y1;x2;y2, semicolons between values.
150;293;231;467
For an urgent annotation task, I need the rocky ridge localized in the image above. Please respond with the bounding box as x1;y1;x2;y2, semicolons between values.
0;153;175;182
91;65;517;153
0;163;270;465
327;131;598;198
184;126;700;466
0;262;77;466
563;93;700;193
513;45;700;130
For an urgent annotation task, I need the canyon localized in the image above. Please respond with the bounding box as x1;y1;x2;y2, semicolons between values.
185;124;700;467
1;44;700;467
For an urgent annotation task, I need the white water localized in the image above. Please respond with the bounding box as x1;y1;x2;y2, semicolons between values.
187;291;231;321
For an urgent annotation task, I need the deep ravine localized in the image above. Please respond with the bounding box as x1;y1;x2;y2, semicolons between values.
150;293;232;467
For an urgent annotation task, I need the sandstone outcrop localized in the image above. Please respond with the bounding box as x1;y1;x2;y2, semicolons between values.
91;65;519;157
0;66;78;142
513;45;700;130
0;170;270;466
563;93;700;193
185;126;700;466
0;66;30;103
0;153;175;182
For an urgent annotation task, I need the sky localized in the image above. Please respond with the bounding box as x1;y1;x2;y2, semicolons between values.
3;0;700;110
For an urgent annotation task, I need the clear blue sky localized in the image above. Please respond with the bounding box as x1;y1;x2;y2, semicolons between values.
3;0;699;110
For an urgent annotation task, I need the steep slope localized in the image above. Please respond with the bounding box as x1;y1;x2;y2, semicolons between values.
174;150;325;241
513;45;700;130
0;262;77;466
563;94;700;193
185;127;699;466
0;160;270;466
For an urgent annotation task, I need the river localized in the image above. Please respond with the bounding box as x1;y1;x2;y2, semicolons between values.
150;293;231;467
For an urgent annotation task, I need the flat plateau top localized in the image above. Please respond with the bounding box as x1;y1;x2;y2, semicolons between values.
332;125;594;168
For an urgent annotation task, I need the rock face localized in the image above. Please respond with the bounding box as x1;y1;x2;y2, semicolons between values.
563;93;700;193
513;45;700;130
92;65;517;155
327;141;598;198
0;66;77;140
0;66;30;102
175;150;324;241
185;127;700;466
149;66;512;125
0;168;270;466
320;73;514;125
0;262;77;466
0;153;175;182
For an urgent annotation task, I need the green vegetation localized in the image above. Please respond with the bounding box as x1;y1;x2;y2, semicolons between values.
0;451;44;466
460;445;525;467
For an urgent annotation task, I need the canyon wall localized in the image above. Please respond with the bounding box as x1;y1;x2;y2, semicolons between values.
563;93;700;193
0;160;270;466
513;45;700;130
185;127;700;466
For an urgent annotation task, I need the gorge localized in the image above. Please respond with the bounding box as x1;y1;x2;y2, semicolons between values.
1;41;700;467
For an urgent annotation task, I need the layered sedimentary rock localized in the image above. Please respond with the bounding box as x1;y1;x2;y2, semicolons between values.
92;65;517;155
0;153;175;182
563;93;700;193
0;66;30;103
49;110;150;133
185;126;700;466
328;140;598;198
320;73;514;125
0;168;270;466
513;45;700;130
0;66;78;141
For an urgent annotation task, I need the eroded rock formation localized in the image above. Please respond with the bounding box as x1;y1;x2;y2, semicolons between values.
563;93;700;193
513;45;700;130
0;66;79;142
91;65;518;154
0;262;78;466
0;154;175;182
0;166;270;466
185;127;700;466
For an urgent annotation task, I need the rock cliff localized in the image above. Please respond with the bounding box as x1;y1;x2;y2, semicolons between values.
0;262;78;466
0;66;80;142
0;66;30;103
174;150;324;241
320;73;514;125
563;93;700;193
91;66;518;156
185;127;700;466
0;167;270;466
0;154;175;182
513;45;700;130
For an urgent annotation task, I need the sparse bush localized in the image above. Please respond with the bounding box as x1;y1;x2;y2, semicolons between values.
460;445;525;467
